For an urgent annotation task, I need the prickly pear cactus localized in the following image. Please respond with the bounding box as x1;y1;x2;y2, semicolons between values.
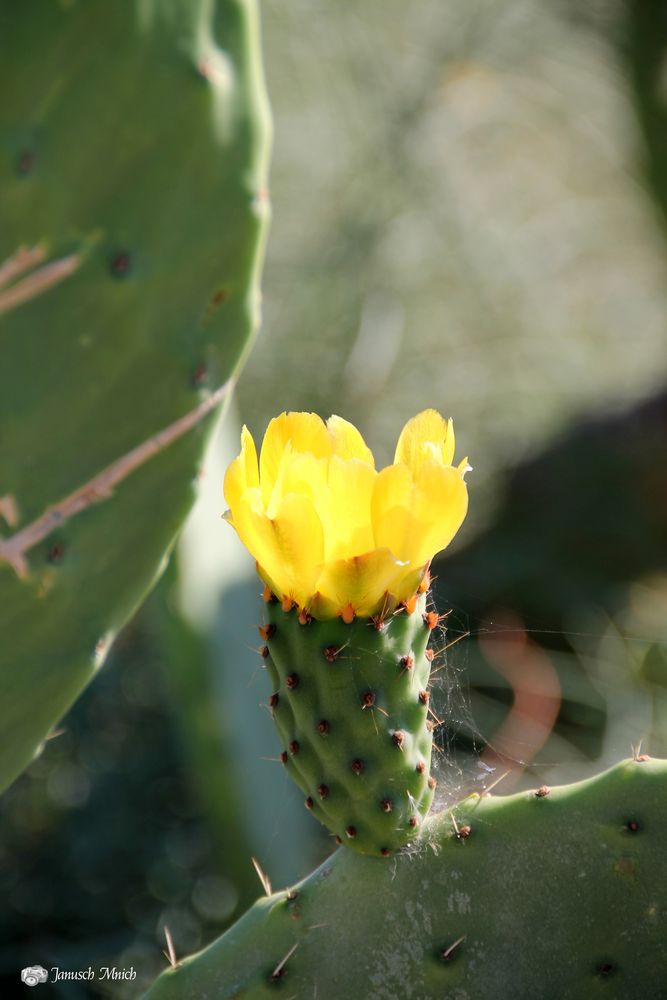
0;0;270;791
263;592;438;856
223;410;470;854
145;757;667;1000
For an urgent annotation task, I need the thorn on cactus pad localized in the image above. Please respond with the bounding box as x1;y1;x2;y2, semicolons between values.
304;797;314;810
17;150;35;176
402;594;418;614
258;623;276;641
285;672;299;689
371;614;387;631
416;761;426;774
316;719;330;735
380;798;393;813
351;759;364;775
392;730;405;750
425;649;435;662
596;962;617;978
324;645;340;662
298;608;312;625
47;541;65;564
428;776;437;789
281;594;294;612
400;654;414;672
110;250;131;277
286;890;298;902
262;585;277;603
345;825;357;839
334;835;342;845
419;690;430;705
380;847;391;857
317;784;329;799
280;751;288;765
270;943;298;982
191;363;208;387
440;935;466;962
423;610;439;630
625;819;641;833
269;692;279;708
288;740;299;755
341;602;355;624
409;815;419;828
361;691;376;709
418;569;431;593
457;824;472;841
260;645;270;659
535;785;550;798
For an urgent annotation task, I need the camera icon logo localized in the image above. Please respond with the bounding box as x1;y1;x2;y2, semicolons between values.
21;966;48;987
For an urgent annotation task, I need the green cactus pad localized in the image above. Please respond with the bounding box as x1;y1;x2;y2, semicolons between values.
261;593;437;855
0;0;270;791
145;757;667;1000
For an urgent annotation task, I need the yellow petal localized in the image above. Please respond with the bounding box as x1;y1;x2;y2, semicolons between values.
314;547;406;618
371;463;415;562
233;489;324;606
394;409;455;470
326;415;374;466
407;463;469;566
319;456;376;560
266;445;328;519
223;425;259;517
259;412;331;506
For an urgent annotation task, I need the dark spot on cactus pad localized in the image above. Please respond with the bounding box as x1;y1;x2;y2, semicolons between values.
380;847;391;857
535;785;550;798
409;815;420;828
260;645;270;659
316;719;330;735
596;962;617;978
380;798;393;813
286;672;299;690
288;740;300;755
425;649;435;662
625;819;641;833
416;761;426;774
345;826;357;839
280;751;288;765
324;645;340;662
17;150;35;176
392;730;405;750
457;824;472;840
361;691;376;708
351;759;364;775
110;251;131;277
317;784;329;799
269;693;279;708
192;363;208;387
259;623;276;641
419;690;430;705
211;288;227;306
400;654;414;672
428;776;437;789
305;797;314;810
47;541;65;564
286;890;298;902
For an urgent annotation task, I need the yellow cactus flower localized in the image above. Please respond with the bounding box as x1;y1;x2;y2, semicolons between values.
223;410;470;620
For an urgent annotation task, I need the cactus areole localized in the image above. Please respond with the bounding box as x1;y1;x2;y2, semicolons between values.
224;411;470;854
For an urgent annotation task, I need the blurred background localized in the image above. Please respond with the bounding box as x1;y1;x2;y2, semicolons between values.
2;0;667;995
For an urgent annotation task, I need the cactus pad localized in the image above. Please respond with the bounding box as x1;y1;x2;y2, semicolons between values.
262;593;437;855
145;757;667;1000
0;0;270;791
